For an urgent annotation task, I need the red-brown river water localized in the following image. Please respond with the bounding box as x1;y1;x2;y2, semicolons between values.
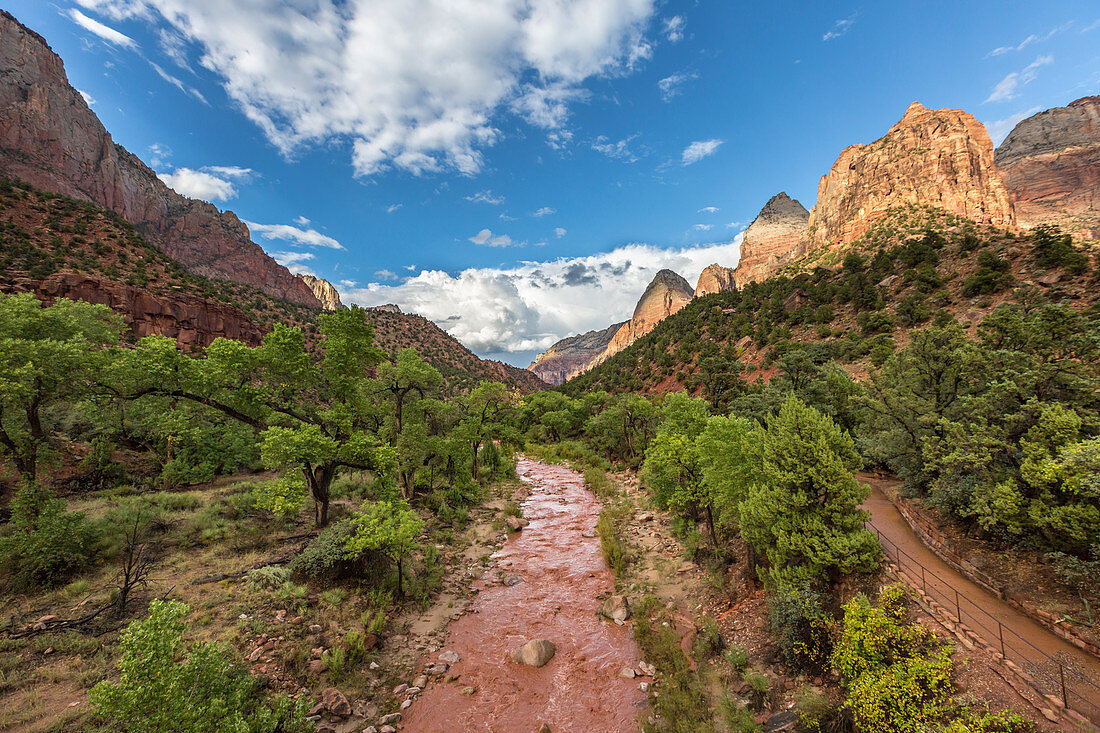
401;457;647;732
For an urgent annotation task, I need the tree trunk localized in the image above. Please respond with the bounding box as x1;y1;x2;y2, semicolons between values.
305;464;335;527
396;556;403;597
471;441;481;481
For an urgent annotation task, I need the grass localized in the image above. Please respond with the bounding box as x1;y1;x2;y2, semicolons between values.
597;509;628;576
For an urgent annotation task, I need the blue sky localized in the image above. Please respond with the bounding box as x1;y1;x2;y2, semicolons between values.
8;0;1100;365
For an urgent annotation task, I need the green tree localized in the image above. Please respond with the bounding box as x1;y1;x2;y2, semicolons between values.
459;382;516;481
344;499;424;596
696;415;759;536
739;397;879;589
0;293;123;484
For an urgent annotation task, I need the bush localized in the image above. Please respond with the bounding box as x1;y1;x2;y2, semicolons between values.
288;519;362;582
0;484;100;590
90;600;309;733
768;585;834;673
1031;224;1089;274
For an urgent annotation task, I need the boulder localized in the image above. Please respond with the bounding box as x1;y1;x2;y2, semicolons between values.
510;639;557;668
600;595;631;623
321;688;351;718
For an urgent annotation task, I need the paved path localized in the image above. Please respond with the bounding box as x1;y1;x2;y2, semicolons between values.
860;475;1100;723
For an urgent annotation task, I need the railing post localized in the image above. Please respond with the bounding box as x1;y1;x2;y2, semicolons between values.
955;589;961;622
998;622;1005;658
1059;664;1068;708
921;565;926;594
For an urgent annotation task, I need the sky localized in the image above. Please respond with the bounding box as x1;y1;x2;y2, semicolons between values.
8;1;1100;366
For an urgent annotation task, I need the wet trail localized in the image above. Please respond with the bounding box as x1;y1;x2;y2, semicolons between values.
401;457;647;732
861;475;1100;722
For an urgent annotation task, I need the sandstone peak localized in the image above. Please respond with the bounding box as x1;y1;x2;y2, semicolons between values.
806;102;1015;251
903;101;928;118
634;269;693;317
297;275;344;310
0;12;321;308
694;264;737;298
527;320;627;386
731;193;810;286
995;97;1100;238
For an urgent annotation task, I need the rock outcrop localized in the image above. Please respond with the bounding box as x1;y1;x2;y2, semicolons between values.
527;321;626;386
594;269;694;367
0;11;320;307
298;275;344;310
0;271;264;348
995;96;1100;239
807;102;1015;251
732;193;809;286
693;263;737;297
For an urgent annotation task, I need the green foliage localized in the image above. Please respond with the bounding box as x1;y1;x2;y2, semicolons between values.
252;473;308;519
344;499;424;595
89;600;309;733
696;415;758;536
768;585;834;673
832;585;953;733
0;483;99;590
288;519;359;582
1031;224;1090;274
739;397;879;589
596;509;627;575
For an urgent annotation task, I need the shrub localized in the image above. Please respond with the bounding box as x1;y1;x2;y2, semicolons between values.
90;600;309;733
0;484;99;590
288;519;361;582
1031;224;1089;274
768;585;834;673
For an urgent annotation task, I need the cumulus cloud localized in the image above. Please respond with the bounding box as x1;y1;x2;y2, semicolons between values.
663;15;685;42
657;71;696;101
270;250;315;276
147;143;172;168
157;165;253;201
78;90;96;106
294;215;311;226
79;0;658;177
984;106;1042;145
465;190;505;205
469;228;518;247
591;133;641;161
532;206;556;217
247;222;345;250
985;55;1053;103
681;139;723;165
554;227;567;238
823;13;857;41
68;8;136;48
374;270;397;281
342;237;744;358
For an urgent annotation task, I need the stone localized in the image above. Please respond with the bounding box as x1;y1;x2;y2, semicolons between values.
392;684;408;696
510;639;557;668
619;667;636;679
503;574;523;587
310;625;324;633
460;686;477;696
399;699;412;710
807;102;1015;253
379;713;402;725
600;595;631;623
693;263;737;297
439;650;461;664
247;647;264;662
505;515;528;532
322;688;352;718
413;675;428;688
380;727;396;733
369;662;380;670
733;193;810;286
763;710;799;732
308;659;327;675
538;725;552;733
996;96;1100;239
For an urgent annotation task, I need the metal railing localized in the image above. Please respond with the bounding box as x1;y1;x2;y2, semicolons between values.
867;520;1100;724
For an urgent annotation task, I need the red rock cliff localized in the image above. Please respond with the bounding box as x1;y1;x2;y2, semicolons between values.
807;102;1015;251
589;269;694;370
0;11;320;308
733;193;809;286
693;263;737;297
995;96;1100;239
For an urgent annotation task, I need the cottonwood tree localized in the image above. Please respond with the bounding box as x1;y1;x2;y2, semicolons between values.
0;293;123;485
459;382;517;481
122;307;391;525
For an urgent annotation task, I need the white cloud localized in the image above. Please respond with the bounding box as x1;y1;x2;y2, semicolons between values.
985;55;1053;103
150;61;208;103
78;90;96;106
663;15;685;42
465;190;505;205
692;223;713;231
499;212;518;221
294;215;311;226
374;270;397;281
1083;19;1100;33
986;23;1072;56
247;222;345;250
85;0;658;177
469;228;518;247
726;220;746;229
681;138;723;165
270;250;315;276
554;227;567;238
657;71;696;101
147;143;172;168
823;14;857;41
343;236;744;356
157;165;253;201
68;9;136;48
532;206;556;217
339;279;359;288
698;206;718;214
984;106;1043;145
386;204;403;214
591;133;641;161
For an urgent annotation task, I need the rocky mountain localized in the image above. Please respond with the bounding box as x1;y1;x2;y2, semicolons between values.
732;193;809;285
0;11;320;308
527;321;627;386
693;263;737;297
995;96;1100;239
807;102;1015;251
298;274;344;310
593;269;695;367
